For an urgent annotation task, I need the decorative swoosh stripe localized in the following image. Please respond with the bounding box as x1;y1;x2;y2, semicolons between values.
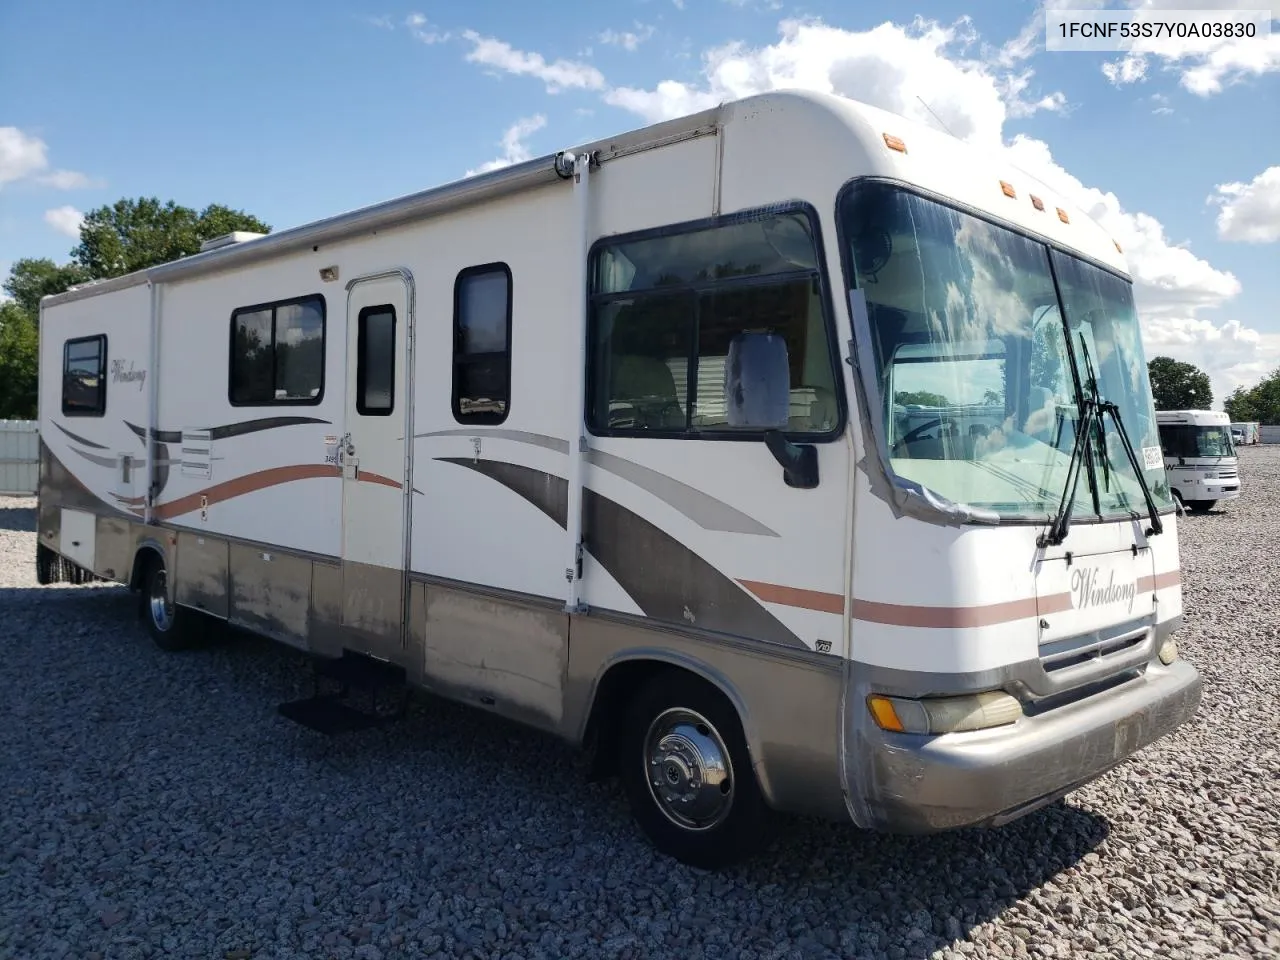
414;428;780;537
51;420;110;450
437;456;807;648
150;465;402;519
124;416;332;445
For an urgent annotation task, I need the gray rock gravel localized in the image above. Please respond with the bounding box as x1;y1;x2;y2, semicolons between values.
2;448;1279;959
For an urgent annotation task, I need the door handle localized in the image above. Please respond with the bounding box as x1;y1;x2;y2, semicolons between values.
343;457;359;480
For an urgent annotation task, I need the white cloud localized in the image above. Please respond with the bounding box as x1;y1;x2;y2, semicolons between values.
599;24;655;52
672;0;684;8
366;14;394;30
461;31;605;93
43;205;84;237
405;12;448;44
0;127;49;187
0;126;96;191
1101;1;1280;95
1211;166;1280;243
1141;317;1280;404
466;115;548;176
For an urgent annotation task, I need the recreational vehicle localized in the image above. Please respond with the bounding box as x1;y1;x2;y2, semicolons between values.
35;90;1200;868
1157;410;1240;512
1230;421;1259;446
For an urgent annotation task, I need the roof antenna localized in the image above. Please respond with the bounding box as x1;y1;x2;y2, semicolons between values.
916;96;955;137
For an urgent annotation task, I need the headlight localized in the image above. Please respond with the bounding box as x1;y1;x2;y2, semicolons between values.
866;691;1023;734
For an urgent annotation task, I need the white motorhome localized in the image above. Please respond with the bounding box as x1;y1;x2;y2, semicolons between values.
36;90;1200;869
1157;410;1240;512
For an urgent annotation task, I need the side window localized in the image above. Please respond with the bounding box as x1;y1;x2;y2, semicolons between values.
62;334;107;417
356;305;396;416
229;294;325;405
586;207;840;438
452;264;512;424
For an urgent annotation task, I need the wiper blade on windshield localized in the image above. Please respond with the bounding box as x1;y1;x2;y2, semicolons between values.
1098;399;1164;538
1037;397;1098;548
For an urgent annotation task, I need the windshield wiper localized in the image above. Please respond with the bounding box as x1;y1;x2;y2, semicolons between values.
1069;333;1164;541
1038;396;1098;547
1098;399;1164;538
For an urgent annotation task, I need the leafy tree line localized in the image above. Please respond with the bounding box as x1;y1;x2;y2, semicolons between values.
1224;372;1280;424
0;199;269;419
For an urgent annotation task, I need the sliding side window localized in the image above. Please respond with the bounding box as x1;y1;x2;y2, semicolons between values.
62;334;108;417
452;263;512;424
587;206;841;438
229;294;326;405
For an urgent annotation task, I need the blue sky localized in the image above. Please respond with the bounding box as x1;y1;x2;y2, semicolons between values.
2;0;1277;407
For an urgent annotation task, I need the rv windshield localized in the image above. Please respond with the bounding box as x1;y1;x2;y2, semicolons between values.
1161;424;1236;459
839;181;1171;521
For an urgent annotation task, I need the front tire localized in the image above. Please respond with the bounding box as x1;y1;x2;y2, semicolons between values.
140;555;196;651
1187;500;1215;513
619;670;776;869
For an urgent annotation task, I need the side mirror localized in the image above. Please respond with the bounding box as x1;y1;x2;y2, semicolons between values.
726;330;820;489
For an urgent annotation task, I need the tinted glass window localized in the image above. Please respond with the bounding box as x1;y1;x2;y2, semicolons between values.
357;305;396;416
229;296;325;405
588;209;839;437
62;335;107;416
453;265;512;423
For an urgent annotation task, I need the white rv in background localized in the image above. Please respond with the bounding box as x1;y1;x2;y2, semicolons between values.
1156;410;1241;513
36;90;1200;868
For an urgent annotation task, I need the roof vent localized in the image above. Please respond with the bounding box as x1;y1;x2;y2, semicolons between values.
199;231;267;253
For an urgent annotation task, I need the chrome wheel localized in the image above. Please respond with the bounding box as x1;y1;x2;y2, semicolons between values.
643;707;735;831
148;566;173;632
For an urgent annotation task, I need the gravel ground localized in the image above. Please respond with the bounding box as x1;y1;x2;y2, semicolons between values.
2;449;1279;960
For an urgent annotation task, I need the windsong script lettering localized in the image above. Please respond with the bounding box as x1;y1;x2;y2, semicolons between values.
1070;567;1136;615
111;359;147;391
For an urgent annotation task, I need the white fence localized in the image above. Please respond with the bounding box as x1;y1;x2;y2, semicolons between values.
0;420;38;495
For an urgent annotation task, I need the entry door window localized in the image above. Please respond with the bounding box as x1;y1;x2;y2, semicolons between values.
356;305;396;416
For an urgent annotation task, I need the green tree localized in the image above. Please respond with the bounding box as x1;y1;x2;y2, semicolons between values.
71;198;270;279
1147;356;1212;410
0;302;39;418
2;258;90;316
1224;369;1280;424
895;390;951;406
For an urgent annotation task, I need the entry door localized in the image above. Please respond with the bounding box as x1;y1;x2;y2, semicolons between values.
341;273;412;648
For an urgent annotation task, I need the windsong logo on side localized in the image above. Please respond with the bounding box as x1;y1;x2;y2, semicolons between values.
1069;567;1136;615
111;359;147;390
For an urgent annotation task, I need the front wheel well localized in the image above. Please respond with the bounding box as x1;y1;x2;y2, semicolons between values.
581;659;747;783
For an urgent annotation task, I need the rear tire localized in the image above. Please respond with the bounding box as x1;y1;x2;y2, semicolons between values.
618;670;777;869
139;555;196;651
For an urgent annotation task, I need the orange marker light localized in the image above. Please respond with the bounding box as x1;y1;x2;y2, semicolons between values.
1114;240;1123;253
1000;180;1016;198
1057;207;1070;223
867;696;905;732
883;133;908;154
1030;195;1045;211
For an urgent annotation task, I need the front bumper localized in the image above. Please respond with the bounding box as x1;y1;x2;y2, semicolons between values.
845;658;1202;833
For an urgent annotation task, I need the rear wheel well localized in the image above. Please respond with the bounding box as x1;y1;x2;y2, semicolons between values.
582;660;743;783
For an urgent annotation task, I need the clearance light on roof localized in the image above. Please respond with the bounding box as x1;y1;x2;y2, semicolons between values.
1000;180;1016;198
866;691;1023;735
1057;207;1070;224
1030;195;1045;211
883;133;908;154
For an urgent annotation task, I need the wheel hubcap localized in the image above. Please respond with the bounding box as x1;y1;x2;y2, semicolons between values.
643;707;734;831
149;568;173;632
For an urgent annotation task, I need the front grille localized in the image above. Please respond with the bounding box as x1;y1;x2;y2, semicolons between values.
1039;619;1150;676
1218;467;1238;479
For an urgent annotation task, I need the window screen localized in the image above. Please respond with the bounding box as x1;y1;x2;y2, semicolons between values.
357;305;396;416
62;335;107;416
229;295;325;405
452;264;512;424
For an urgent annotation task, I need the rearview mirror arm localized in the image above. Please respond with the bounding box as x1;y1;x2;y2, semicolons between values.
763;430;819;489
